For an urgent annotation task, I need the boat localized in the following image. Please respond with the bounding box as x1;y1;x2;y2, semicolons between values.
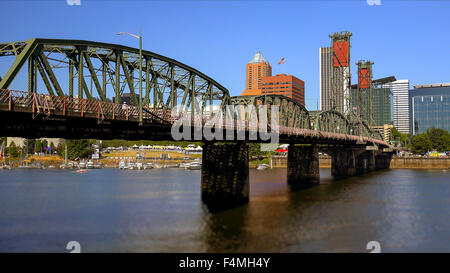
143;163;153;170
79;162;86;169
256;163;269;170
75;169;88;173
86;161;94;169
127;162;137;170
136;162;143;170
48;165;56;169
186;160;201;170
179;162;186;168
118;161;126;169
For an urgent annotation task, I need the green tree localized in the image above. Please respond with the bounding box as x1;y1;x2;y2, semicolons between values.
35;140;42;153
50;142;56;154
392;127;401;142
410;133;432;155
26;138;36;154
62;139;93;160
426;127;450;152
7;141;19;158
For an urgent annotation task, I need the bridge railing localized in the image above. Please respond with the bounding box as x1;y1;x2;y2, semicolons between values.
0;89;173;124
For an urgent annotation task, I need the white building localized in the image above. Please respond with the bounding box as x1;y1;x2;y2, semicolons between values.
320;47;348;113
319;47;332;111
382;79;410;134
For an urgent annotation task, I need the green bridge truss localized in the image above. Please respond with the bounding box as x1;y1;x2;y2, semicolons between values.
0;38;382;141
0;38;231;113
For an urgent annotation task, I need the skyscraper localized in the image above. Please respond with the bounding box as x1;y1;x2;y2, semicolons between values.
320;31;352;114
351;87;392;126
319;47;333;111
409;83;450;135
241;51;272;96
382;79;410;134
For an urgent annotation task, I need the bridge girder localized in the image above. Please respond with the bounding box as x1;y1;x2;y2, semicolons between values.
230;95;311;129
0;38;231;113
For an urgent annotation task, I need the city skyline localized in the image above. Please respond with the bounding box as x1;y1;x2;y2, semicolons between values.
0;1;449;110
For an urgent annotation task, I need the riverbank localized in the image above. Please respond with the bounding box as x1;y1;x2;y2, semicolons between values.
250;156;450;169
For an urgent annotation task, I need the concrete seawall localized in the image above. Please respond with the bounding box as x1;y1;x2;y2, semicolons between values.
250;156;450;169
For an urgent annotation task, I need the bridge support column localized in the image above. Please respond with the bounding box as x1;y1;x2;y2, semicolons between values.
287;144;319;189
375;153;393;170
201;142;249;211
368;151;376;172
331;148;357;178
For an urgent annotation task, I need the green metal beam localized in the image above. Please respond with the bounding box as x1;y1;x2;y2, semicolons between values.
35;58;55;96
0;39;38;89
83;52;106;101
120;53;138;105
38;53;65;96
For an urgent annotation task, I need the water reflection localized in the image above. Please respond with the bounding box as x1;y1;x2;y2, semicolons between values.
0;168;449;252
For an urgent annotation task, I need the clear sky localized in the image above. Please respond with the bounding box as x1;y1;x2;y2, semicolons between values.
1;0;449;109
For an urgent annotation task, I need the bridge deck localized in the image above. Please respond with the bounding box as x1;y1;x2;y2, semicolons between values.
0;89;390;148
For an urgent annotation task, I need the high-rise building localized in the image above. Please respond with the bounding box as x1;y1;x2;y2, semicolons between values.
241;51;305;106
319;47;333;111
409;83;450;135
351;87;392;126
320;31;352;114
382;79;410;134
261;74;305;106
241;51;272;96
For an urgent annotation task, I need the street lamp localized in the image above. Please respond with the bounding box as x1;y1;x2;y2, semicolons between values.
116;30;143;125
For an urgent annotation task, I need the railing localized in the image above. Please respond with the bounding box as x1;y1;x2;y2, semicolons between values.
0;89;172;124
0;89;390;147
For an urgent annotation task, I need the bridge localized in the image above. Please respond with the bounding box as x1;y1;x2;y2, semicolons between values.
0;38;394;210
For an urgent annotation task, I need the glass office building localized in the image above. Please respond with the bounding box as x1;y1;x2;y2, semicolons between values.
351;87;392;126
409;83;450;135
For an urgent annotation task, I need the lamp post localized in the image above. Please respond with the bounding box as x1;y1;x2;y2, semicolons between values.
116;30;143;125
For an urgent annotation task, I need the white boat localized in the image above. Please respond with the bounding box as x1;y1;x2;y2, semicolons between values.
143;163;153;170
118;161;126;169
86;161;94;169
256;163;269;170
136;162;143;170
186;160;201;170
79;162;86;169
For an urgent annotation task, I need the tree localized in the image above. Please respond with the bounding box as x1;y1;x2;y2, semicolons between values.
35;140;42;154
7;141;19;158
50;142;56;154
410;134;432;155
62;139;93;160
426;127;450;152
26;138;36;154
392;127;401;142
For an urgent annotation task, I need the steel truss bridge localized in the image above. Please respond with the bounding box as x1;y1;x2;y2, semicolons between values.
0;38;394;211
0;38;388;147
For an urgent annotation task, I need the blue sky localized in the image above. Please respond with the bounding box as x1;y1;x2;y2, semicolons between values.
1;0;449;109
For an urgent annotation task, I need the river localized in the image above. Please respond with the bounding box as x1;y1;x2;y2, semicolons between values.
0;168;449;252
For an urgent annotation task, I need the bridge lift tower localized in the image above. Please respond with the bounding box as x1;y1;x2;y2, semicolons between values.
329;31;352;115
356;60;374;126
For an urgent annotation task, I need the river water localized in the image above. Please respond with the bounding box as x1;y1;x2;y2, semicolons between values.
0;168;449;252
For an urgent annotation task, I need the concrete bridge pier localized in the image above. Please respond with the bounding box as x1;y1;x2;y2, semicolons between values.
287;144;320;189
201;142;249;211
375;153;393;170
330;148;355;178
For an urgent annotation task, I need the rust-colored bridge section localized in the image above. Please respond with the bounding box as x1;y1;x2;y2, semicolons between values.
0;89;389;147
